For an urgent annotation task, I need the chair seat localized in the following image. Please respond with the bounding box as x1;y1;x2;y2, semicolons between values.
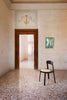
40;68;53;72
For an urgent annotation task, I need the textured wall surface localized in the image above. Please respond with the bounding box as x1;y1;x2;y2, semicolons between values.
38;10;67;69
0;0;15;76
8;10;15;70
14;10;67;69
0;0;10;76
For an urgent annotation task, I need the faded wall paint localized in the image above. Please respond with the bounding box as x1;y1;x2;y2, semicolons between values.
0;0;10;76
15;10;37;29
0;0;15;76
38;10;67;69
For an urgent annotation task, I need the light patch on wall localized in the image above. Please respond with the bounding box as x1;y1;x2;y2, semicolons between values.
15;10;38;29
64;56;67;63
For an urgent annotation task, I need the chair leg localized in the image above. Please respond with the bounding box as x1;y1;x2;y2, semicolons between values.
53;71;56;83
48;73;50;79
44;73;46;85
39;71;41;81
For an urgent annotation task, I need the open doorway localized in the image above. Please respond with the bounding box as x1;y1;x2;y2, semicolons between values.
19;35;34;69
15;29;38;69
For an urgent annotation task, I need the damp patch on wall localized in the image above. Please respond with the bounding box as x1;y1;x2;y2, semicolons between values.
15;10;38;29
45;37;54;48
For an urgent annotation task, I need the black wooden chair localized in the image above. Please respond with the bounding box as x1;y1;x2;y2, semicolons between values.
39;60;56;85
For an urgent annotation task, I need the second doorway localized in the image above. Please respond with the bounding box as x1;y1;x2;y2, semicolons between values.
19;35;34;69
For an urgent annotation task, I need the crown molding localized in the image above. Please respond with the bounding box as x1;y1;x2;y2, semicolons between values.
9;0;67;4
10;3;67;10
3;0;67;10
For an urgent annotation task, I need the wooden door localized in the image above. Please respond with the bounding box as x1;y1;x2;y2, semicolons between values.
15;29;38;69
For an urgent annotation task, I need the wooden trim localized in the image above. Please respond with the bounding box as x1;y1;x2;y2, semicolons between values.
10;0;67;3
15;29;38;70
10;0;13;3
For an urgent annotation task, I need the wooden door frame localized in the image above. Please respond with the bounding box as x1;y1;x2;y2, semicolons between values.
15;29;38;69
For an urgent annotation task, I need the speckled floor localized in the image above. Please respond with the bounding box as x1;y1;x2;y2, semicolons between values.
0;69;67;100
20;60;34;69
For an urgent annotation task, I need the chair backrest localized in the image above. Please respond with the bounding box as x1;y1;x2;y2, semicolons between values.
46;60;54;71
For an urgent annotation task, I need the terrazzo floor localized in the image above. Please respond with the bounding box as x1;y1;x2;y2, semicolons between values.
20;60;34;69
0;69;67;100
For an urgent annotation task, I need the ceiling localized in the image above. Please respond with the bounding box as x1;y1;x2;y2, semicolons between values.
10;0;67;3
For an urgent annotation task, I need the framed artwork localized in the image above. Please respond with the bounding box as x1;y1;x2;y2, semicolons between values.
45;37;54;48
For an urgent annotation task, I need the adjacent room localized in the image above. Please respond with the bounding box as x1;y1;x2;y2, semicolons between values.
0;0;67;100
19;35;34;69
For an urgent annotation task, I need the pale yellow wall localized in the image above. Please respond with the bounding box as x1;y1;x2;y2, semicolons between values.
0;0;10;76
14;9;67;70
15;10;37;29
38;10;67;69
0;0;14;76
8;10;15;70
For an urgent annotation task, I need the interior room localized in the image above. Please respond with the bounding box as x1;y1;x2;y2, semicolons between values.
19;35;34;69
0;0;67;99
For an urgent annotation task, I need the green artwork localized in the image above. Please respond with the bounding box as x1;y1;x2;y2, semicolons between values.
45;37;54;48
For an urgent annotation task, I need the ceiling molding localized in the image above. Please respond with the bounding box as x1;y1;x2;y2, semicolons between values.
10;3;67;10
9;0;67;4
